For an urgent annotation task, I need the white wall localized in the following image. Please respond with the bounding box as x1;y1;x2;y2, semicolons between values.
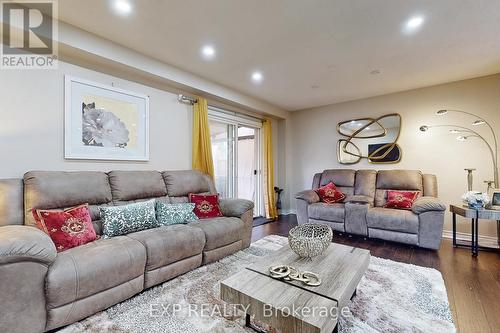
0;61;288;216
290;74;500;238
0;61;193;177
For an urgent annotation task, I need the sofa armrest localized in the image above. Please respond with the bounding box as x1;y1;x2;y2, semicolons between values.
0;225;57;265
295;190;320;204
218;199;254;250
345;195;372;205
0;225;56;333
412;197;446;215
219;198;254;218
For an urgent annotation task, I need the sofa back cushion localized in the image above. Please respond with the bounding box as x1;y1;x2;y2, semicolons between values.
422;174;438;197
108;170;168;205
0;179;24;226
374;170;423;207
163;170;216;203
312;173;322;190
319;169;356;197
24;171;112;228
354;170;377;203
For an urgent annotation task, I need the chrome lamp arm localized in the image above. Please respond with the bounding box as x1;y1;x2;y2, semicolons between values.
439;109;498;164
435;109;499;187
420;124;498;187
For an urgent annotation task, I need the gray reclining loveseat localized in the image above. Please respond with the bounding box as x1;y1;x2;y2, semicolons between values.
0;170;253;333
296;169;446;250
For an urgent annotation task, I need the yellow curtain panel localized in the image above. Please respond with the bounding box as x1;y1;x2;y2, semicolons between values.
263;119;278;219
192;97;215;179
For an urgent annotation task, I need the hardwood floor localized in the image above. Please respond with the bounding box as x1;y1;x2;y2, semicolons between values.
251;214;500;333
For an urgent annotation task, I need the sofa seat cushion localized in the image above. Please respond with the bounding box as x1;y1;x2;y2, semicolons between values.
366;207;419;234
46;236;146;309
308;203;345;223
188;217;243;251
126;225;205;271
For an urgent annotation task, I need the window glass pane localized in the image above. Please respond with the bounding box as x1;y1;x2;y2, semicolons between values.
209;120;230;198
237;126;256;204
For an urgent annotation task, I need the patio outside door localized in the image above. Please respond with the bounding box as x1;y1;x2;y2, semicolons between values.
208;110;263;217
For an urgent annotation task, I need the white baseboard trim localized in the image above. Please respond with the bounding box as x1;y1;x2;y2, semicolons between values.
442;230;499;247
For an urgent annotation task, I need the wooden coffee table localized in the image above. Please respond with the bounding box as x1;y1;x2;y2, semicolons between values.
220;243;370;333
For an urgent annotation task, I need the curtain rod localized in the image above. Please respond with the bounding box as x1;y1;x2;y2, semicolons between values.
178;94;264;122
177;94;197;105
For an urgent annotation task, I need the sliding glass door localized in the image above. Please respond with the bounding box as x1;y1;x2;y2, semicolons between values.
208;109;263;217
209;120;235;198
237;126;257;203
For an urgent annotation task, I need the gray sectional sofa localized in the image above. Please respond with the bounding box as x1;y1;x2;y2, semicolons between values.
0;170;254;333
295;169;446;250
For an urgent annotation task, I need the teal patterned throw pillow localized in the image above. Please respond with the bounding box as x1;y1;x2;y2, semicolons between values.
100;199;159;237
156;202;198;226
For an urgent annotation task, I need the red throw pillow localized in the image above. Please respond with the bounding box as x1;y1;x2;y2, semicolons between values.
315;182;346;204
32;204;97;252
384;190;420;210
189;193;223;219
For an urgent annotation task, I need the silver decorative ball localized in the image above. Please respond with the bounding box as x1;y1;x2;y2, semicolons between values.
288;224;333;259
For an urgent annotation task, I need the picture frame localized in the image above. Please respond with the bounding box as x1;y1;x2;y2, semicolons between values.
64;76;150;161
487;188;500;210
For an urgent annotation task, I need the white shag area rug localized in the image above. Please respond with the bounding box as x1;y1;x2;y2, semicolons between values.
59;235;455;333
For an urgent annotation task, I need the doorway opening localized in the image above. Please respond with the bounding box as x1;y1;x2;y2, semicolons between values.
208;108;263;217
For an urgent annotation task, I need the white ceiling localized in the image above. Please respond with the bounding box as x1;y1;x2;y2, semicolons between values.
58;0;500;111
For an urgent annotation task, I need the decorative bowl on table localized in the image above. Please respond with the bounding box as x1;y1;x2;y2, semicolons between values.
288;224;333;259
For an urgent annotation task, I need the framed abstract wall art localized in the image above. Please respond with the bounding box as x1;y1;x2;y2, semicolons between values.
64;76;149;161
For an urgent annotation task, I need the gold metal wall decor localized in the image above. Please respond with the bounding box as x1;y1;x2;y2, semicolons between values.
337;113;402;164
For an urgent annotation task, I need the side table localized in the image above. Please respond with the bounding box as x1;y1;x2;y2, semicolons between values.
450;204;500;256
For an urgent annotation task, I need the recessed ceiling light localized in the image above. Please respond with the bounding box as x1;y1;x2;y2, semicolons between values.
201;45;216;60
112;0;132;16
404;15;424;33
251;71;263;84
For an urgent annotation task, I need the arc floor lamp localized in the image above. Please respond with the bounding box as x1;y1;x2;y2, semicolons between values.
420;109;498;188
